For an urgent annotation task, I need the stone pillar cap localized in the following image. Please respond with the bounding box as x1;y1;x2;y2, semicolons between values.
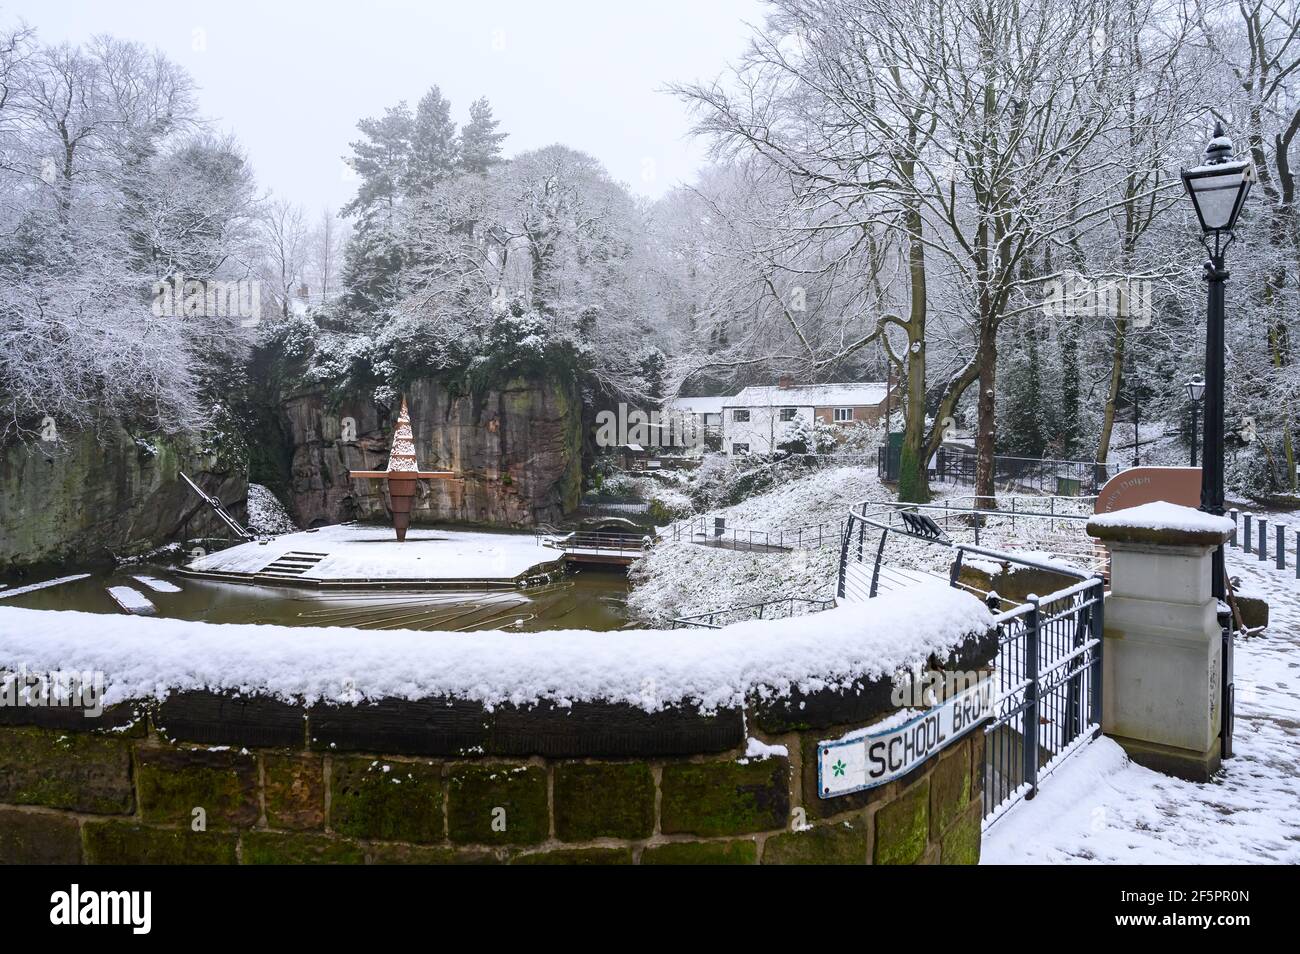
1087;501;1233;546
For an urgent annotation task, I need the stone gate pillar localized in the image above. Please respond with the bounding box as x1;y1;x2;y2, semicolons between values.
1086;502;1234;782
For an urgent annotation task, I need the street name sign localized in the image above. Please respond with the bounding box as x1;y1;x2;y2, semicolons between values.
817;679;993;798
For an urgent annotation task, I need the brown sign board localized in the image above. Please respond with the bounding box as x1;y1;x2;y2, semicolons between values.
1094;466;1201;514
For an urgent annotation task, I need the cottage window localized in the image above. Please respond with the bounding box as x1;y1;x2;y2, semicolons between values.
731;443;750;455
779;408;797;422
834;407;853;422
732;409;750;422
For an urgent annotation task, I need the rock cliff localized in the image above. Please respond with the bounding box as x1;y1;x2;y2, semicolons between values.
0;423;246;572
279;376;582;529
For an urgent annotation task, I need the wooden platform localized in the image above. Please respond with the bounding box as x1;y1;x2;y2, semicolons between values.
180;524;567;590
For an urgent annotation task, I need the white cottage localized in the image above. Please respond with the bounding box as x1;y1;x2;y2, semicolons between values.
722;380;889;456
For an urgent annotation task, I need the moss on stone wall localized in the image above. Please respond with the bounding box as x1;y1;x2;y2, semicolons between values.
554;762;654;841
329;757;444;843
0;709;987;865
447;763;548;846
0;422;247;571
0;727;133;814
660;758;790;837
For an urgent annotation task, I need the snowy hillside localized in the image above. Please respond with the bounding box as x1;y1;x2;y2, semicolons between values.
628;466;894;624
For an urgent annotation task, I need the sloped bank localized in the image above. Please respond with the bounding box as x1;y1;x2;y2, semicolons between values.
0;582;994;865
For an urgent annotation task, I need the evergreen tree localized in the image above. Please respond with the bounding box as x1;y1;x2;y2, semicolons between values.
999;317;1049;458
340;104;413;316
406;87;458;197
639;347;666;401
341;104;413;221
1052;321;1083;458
458;97;507;175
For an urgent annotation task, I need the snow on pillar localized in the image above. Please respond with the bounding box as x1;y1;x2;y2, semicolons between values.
1086;502;1234;782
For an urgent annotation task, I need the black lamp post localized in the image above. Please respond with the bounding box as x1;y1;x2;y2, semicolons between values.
1186;375;1206;467
1181;122;1254;604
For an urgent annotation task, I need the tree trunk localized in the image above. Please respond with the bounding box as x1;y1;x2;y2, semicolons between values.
1096;314;1127;465
897;190;931;503
974;311;998;509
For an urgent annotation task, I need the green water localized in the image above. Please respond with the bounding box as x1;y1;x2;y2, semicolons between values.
0;564;632;632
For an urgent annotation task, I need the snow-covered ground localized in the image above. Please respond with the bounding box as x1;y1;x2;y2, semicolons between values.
630;458;1299;864
628;465;1096;623
186;524;560;583
984;545;1300;864
628;467;892;623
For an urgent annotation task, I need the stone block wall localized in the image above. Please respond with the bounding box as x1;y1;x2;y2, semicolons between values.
0;683;987;865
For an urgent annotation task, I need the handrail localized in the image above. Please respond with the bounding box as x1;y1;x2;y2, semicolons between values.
845;507;1094;582
179;472;253;540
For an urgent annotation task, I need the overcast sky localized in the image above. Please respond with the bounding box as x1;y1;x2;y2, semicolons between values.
13;0;765;211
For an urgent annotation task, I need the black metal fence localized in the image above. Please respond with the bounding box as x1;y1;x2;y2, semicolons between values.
668;514;844;552
838;505;1105;827
980;578;1104;825
545;531;650;556
877;447;1121;497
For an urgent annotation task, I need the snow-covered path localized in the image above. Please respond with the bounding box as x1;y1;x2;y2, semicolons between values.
984;547;1300;864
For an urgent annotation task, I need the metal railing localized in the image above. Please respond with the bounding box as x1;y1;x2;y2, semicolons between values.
180;471;253;540
670;596;836;629
843;499;1106;580
837;504;1104;827
577;497;652;518
879;447;1122;497
981;578;1104;827
667;514;845;552
545;531;651;556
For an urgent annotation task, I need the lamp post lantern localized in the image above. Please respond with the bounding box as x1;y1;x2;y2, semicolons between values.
1181;121;1253;763
1181;122;1254;603
1186;375;1205;467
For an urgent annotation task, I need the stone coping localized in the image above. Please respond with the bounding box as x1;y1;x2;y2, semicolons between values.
1086;519;1232;548
0;625;997;755
1087;501;1233;548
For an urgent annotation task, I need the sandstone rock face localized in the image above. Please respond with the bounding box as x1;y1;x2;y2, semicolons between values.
281;376;582;529
0;423;247;572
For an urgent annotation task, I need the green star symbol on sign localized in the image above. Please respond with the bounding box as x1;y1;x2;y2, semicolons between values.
832;759;846;777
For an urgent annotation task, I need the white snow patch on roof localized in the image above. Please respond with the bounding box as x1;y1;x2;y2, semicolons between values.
669;396;727;415
726;383;887;408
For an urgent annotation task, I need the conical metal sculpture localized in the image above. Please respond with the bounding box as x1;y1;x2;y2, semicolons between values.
349;397;456;541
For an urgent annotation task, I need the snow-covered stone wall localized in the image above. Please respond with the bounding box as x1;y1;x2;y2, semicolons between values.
0;587;995;864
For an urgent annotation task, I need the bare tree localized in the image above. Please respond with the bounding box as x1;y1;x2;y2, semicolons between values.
260;198;309;318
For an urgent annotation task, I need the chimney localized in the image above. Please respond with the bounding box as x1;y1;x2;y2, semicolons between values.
778;373;794;390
